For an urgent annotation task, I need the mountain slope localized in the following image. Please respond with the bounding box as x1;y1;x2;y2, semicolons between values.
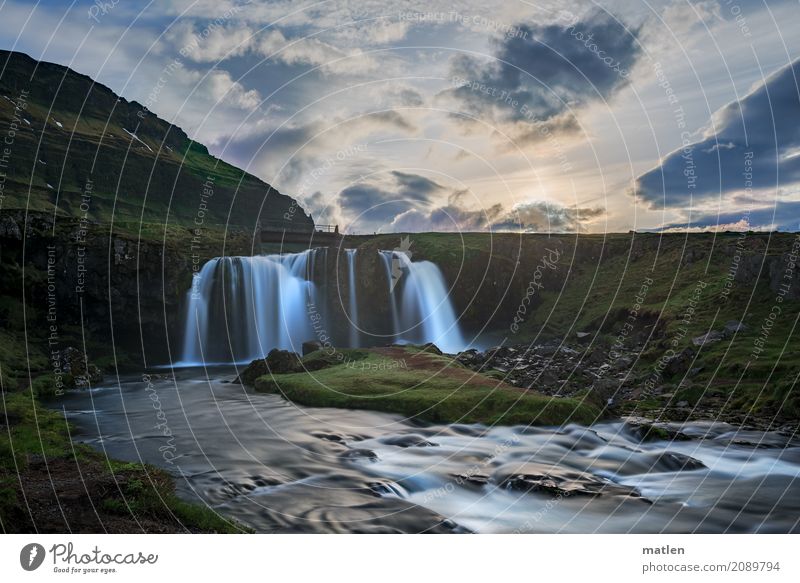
0;49;312;231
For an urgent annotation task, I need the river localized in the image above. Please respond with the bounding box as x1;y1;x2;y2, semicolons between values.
51;368;800;533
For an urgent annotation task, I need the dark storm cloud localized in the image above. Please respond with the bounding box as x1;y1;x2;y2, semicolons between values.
391;171;444;198
338;171;442;225
635;58;800;207
446;10;641;127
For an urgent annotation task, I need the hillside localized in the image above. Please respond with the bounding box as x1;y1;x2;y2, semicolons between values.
0;49;312;232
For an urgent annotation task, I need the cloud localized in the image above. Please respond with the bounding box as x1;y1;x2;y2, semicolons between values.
389;198;604;233
391;171;444;197
165;20;255;62
206;69;261;109
391;203;504;232
337;170;447;225
339;184;421;224
492;200;605;232
444;10;641;131
659;200;800;232
634;58;800;207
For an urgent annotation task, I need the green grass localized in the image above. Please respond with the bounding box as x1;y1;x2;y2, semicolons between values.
255;347;600;426
0;387;248;533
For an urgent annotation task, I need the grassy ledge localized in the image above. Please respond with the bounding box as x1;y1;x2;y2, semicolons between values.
253;346;600;426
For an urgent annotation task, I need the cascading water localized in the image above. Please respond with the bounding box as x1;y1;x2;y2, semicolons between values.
346;249;359;348
178;248;467;365
380;251;401;335
179;252;319;364
384;250;466;354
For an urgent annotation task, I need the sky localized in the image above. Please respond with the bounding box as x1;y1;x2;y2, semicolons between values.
1;0;799;233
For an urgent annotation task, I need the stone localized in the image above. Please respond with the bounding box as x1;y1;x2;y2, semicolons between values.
266;348;303;373
302;340;323;356
52;347;103;389
418;342;443;355
235;358;268;386
723;320;747;335
382;434;438;448
692;331;724;346
664;347;695;376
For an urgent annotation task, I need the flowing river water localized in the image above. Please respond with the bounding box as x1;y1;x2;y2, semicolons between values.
53;368;800;533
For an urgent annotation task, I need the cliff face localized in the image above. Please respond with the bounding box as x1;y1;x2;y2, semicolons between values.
0;210;254;367
0;50;316;370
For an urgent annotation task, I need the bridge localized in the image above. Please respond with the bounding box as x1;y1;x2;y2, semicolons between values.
259;220;342;246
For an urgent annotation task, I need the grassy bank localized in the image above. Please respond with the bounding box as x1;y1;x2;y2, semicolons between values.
0;385;247;533
254;346;601;426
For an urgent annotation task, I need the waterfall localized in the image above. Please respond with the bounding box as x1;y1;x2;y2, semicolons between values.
178;251;319;365
346;249;359;348
384;251;466;354
380;251;401;335
178;248;467;366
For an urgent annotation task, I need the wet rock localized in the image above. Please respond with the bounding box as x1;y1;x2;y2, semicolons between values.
650;452;706;472
311;431;348;443
235;358;267;386
382;434;438;448
497;462;643;499
623;417;693;442
342;449;378;461
453;472;491;487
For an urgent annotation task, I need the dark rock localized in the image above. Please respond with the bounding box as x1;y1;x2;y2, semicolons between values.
52;347;103;389
417;342;443;355
0;215;22;239
453;472;490;487
664;347;695;376
302;340;323;355
342;449;378;461
651;452;706;472
236;349;302;384
723;320;747;335
623;417;693;442
265;348;303;374
382;434;438;448
235;358;268;386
